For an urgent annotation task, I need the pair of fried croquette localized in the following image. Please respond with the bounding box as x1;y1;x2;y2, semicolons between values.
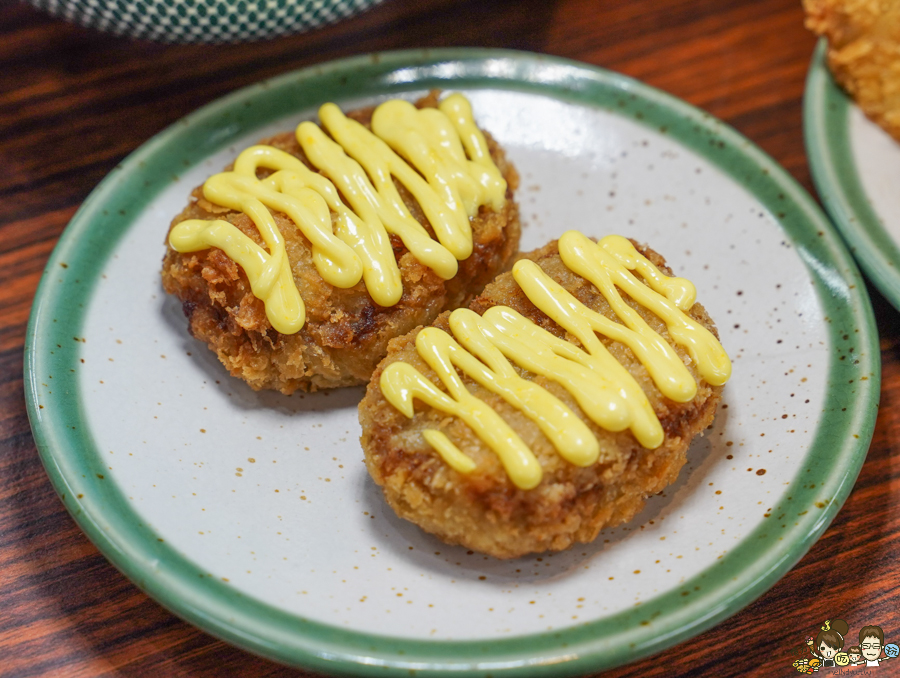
161;94;727;559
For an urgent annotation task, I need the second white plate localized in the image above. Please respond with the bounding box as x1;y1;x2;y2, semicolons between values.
805;38;900;310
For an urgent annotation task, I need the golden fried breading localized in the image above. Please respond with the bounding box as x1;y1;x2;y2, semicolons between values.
805;0;900;141
360;239;724;559
161;95;520;393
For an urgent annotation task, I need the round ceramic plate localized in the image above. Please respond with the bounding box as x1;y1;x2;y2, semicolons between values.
25;50;879;675
805;38;900;311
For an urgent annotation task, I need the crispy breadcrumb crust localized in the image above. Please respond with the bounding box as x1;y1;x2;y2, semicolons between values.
805;0;900;141
160;94;520;393
360;239;724;559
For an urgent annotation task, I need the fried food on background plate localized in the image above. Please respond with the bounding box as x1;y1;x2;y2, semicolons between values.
161;92;520;393
359;233;731;559
805;0;900;142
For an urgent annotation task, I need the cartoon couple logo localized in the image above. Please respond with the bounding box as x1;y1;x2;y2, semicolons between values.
791;619;899;673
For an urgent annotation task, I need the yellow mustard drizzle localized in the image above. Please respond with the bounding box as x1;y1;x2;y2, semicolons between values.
168;93;506;334
380;231;732;490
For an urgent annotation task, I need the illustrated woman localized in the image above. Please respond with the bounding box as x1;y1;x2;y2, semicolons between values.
812;619;850;668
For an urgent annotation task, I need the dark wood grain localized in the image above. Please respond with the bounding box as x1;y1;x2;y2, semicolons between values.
2;0;898;676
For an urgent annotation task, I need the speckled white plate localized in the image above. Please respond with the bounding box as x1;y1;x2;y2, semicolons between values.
805;39;900;310
25;50;879;676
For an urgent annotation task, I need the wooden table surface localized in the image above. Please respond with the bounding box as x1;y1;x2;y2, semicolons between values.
3;0;899;675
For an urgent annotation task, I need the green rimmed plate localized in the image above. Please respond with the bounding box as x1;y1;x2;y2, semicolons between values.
805;38;900;311
25;50;878;675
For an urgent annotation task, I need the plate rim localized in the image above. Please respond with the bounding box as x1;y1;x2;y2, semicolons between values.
804;38;900;311
24;47;880;676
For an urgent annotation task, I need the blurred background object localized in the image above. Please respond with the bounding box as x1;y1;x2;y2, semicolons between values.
25;0;384;43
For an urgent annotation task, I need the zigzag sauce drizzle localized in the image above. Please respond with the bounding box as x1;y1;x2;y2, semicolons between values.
168;94;506;334
380;231;732;490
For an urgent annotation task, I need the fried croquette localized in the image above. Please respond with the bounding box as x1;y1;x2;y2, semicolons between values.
805;0;900;142
161;93;520;393
359;238;725;559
